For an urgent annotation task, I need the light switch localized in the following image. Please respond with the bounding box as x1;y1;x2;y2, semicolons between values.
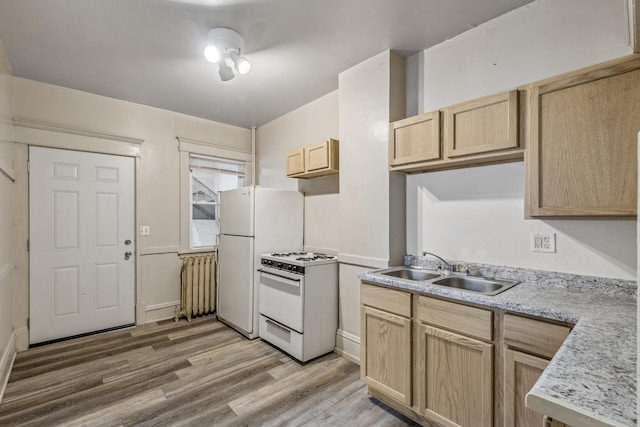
140;226;150;236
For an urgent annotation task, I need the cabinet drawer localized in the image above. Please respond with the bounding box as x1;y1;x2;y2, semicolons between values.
416;296;493;341
503;314;570;359
361;283;411;318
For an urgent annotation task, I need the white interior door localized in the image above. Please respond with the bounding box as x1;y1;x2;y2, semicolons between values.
29;147;135;344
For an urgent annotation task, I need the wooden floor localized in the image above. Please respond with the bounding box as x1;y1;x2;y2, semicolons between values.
0;316;420;426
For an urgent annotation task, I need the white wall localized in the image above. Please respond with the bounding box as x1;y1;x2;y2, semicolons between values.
11;78;251;328
408;0;637;280
0;39;15;399
337;51;406;362
256;90;340;254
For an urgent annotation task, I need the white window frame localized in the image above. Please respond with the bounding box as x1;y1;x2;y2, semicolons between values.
178;137;252;253
189;155;245;248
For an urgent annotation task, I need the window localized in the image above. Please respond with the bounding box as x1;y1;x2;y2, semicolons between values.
190;155;245;247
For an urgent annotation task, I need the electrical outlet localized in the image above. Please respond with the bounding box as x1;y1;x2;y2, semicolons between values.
530;233;555;253
139;226;150;236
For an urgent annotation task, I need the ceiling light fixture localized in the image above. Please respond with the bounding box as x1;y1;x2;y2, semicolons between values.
204;27;251;81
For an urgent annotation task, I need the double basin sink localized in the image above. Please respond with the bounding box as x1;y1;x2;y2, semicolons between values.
374;266;519;296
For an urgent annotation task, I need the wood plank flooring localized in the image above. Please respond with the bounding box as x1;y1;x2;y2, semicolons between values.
0;316;421;426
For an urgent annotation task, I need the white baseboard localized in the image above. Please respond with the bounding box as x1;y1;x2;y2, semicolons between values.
145;300;181;311
145;301;180;324
13;327;28;352
335;328;360;364
0;332;16;403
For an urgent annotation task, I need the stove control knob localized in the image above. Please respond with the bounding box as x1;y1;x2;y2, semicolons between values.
287;265;292;270
292;266;298;272
277;262;283;269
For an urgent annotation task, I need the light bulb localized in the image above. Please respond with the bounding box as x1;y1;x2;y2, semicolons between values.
228;51;251;75
204;45;221;63
236;57;251;75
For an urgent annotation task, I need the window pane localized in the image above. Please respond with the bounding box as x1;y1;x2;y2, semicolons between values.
190;155;244;248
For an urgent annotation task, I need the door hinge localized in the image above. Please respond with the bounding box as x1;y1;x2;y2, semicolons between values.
27;239;30;252
27;318;30;329
27;160;30;173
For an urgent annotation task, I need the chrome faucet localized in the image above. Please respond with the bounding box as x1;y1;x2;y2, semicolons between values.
422;251;453;273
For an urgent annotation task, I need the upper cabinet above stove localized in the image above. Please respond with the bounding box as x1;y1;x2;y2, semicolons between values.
287;139;339;179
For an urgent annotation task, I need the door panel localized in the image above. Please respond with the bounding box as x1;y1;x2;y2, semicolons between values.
418;324;493;427
30;147;135;344
52;267;79;316
217;234;254;333
52;191;79;249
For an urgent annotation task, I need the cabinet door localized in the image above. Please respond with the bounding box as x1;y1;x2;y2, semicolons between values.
303;139;339;176
504;348;556;427
444;90;518;158
305;140;330;172
526;62;640;217
286;147;305;176
361;305;412;406
417;324;493;427
389;111;441;166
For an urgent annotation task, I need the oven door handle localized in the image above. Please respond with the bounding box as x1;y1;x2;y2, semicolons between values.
258;269;302;282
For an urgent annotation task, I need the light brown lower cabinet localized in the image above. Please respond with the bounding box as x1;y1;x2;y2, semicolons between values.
360;284;412;406
360;305;412;405
503;314;571;427
503;349;566;427
504;349;550;427
360;282;572;427
416;323;493;427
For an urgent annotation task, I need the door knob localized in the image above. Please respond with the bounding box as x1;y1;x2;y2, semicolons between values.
125;239;132;245
124;251;132;260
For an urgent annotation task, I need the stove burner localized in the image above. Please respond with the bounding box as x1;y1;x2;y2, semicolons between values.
270;251;307;257
295;254;336;262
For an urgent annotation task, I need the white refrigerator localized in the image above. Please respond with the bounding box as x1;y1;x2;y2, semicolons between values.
217;186;303;338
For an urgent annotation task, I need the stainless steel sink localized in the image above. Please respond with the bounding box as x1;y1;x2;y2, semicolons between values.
380;267;441;281
431;276;519;296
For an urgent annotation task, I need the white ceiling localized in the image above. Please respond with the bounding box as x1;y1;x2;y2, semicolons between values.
0;0;534;128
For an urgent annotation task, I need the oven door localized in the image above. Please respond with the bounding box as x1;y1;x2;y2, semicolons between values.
258;266;304;333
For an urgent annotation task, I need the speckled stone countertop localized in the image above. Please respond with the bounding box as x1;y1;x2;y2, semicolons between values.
358;258;637;427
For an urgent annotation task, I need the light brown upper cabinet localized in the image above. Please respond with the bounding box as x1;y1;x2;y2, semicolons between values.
389;111;441;166
389;91;523;173
444;90;519;159
286;139;339;178
525;56;640;218
286;147;305;176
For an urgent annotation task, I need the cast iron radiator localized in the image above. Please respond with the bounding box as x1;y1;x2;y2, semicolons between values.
174;253;216;321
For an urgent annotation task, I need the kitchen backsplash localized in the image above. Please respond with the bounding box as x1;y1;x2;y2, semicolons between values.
404;255;637;299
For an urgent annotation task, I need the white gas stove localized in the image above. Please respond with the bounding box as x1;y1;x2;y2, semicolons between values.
258;252;338;362
261;251;338;273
